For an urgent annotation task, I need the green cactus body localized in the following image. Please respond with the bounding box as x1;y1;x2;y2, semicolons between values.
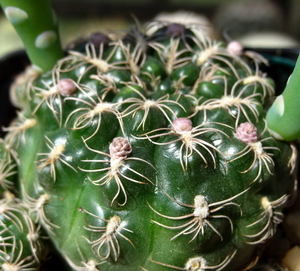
0;22;297;271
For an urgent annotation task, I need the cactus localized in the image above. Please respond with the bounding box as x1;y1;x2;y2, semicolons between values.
0;1;298;270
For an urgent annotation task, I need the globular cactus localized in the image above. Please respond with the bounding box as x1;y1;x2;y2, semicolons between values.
0;1;299;270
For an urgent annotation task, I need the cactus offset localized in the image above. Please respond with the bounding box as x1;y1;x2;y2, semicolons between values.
0;11;298;271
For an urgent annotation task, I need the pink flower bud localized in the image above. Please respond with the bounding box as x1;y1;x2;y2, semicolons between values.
57;78;77;96
109;137;132;160
235;122;258;143
227;41;244;56
171;118;193;132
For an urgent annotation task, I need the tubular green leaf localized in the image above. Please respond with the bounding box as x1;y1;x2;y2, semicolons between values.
0;0;64;72
266;54;300;141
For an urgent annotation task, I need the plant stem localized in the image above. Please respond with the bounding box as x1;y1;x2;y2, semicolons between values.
266;54;300;141
0;0;64;72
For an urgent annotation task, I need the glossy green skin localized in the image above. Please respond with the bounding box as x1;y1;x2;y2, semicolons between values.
0;24;297;270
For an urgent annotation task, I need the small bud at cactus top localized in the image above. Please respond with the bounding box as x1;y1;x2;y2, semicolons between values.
109;137;132;161
235;122;258;143
227;41;244;57
166;23;186;38
171;118;193;133
88;32;111;47
56;79;77;96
